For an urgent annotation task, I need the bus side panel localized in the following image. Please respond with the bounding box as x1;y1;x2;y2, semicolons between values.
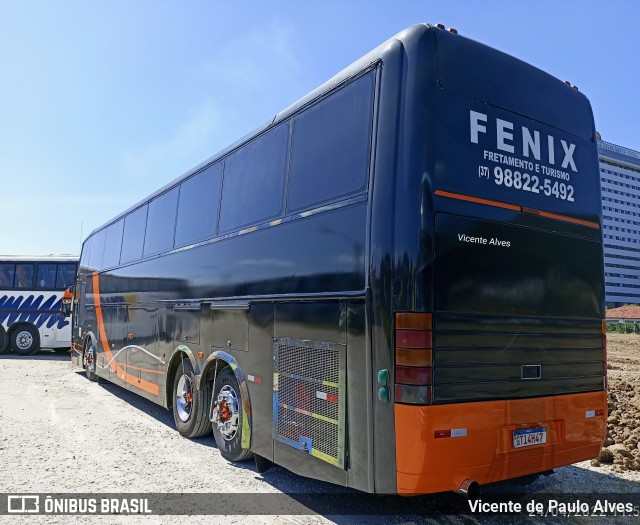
241;302;276;461
369;26;438;493
272;300;349;488
267;298;371;492
344;298;373;492
395;391;606;494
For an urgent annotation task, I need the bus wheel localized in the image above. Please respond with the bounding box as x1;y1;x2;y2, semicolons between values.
0;327;9;354
172;359;212;438
10;325;39;356
84;345;98;382
212;367;252;462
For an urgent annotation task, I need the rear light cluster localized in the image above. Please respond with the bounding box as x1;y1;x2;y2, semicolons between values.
395;312;433;404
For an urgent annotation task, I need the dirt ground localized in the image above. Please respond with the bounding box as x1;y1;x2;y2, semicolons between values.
0;340;639;524
589;333;640;473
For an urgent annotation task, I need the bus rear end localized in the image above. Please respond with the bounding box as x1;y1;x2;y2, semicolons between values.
393;26;606;494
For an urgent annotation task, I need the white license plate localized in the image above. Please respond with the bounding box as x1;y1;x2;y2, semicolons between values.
513;427;547;448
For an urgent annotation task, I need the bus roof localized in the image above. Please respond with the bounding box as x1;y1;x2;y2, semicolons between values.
0;255;79;262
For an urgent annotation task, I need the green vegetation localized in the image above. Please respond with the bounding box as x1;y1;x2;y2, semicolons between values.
607;322;640;334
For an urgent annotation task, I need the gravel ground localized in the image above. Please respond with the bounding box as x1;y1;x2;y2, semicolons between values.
0;337;639;525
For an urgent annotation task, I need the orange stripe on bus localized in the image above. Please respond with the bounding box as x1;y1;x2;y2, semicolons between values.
537;210;600;229
92;273;160;396
434;190;600;229
434;190;520;211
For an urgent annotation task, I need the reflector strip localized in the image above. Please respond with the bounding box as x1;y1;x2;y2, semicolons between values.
247;374;262;384
435;189;520;211
434;428;467;438
435;189;600;229
316;391;338;403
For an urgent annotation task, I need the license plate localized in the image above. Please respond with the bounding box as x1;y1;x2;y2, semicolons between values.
513;427;547;448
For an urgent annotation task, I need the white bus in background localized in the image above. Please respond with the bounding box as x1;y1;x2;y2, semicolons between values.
0;256;78;356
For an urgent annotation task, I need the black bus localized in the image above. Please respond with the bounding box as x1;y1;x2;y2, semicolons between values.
70;24;606;495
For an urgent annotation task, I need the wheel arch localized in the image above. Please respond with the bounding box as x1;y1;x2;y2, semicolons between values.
201;350;253;451
8;321;39;336
0;325;9;353
8;322;41;344
165;344;199;410
82;331;98;357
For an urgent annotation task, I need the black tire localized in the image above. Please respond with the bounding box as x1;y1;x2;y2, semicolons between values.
212;366;252;461
84;344;98;382
172;358;212;438
10;325;39;356
0;327;9;354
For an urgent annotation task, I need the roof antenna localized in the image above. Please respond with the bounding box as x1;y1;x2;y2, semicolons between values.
78;221;84;256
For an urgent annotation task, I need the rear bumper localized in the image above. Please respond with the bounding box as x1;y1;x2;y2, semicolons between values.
395;391;606;494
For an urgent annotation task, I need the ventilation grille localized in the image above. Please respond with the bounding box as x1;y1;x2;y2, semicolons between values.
273;337;346;468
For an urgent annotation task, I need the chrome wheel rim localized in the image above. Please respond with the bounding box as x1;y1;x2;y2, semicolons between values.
85;348;96;373
16;331;33;350
176;374;193;422
214;385;240;441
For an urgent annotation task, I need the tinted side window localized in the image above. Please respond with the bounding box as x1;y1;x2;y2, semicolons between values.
144;187;179;257
14;263;34;289
175;163;222;248
103;219;124;269
36;264;57;289
287;72;374;211
56;264;77;290
0;263;15;289
87;229;106;271
120;205;148;264
219;123;288;232
79;237;92;270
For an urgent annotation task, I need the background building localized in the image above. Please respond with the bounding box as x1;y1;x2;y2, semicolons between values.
598;138;640;307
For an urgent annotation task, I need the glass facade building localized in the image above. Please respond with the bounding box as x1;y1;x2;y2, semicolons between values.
598;139;640;306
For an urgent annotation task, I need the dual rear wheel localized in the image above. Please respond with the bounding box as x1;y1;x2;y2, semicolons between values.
172;361;251;461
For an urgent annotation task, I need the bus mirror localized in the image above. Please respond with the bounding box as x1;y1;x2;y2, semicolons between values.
61;301;72;318
61;286;74;318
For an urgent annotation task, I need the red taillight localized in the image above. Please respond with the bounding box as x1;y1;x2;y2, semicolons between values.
395;312;433;405
395;366;433;385
396;330;432;348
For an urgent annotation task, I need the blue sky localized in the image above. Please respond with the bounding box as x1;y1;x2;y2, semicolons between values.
1;0;638;255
